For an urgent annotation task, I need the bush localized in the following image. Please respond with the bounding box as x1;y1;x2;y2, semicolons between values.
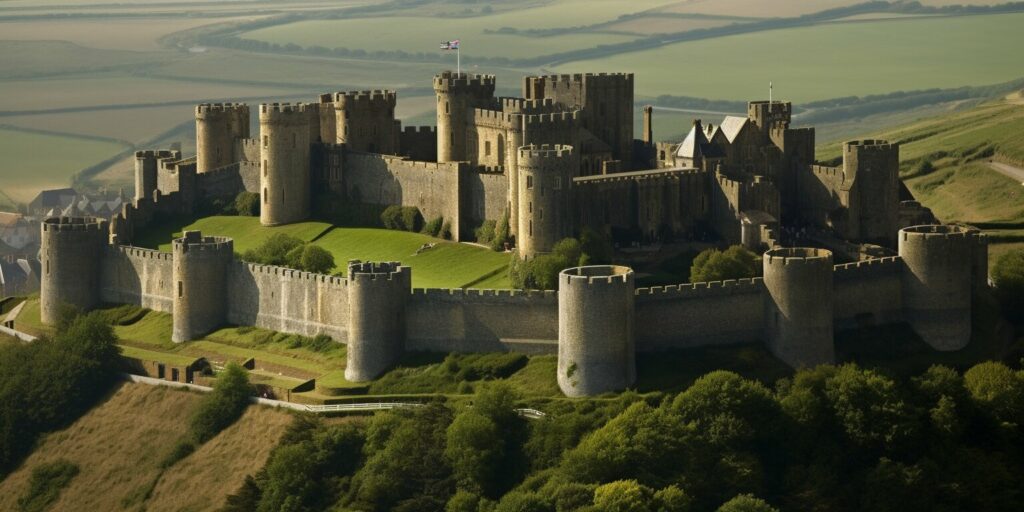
689;245;760;283
381;205;404;230
381;205;424;232
441;220;453;240
293;244;336;274
17;460;79;512
492;213;511;251
189;362;252;444
992;249;1024;318
443;353;529;381
476;220;497;244
424;216;445;237
242;233;304;266
234;191;260;216
716;494;778;512
160;440;196;468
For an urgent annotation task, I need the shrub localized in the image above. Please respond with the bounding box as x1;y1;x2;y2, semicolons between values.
189;362;252;444
689;245;760;283
380;205;424;232
424;216;445;237
242;233;304;266
234;191;260;216
492;213;512;251
476;220;497;244
992;249;1024;318
441;220;453;240
295;244;336;274
381;205;404;230
160;440;195;468
17;460;79;512
593;480;655;512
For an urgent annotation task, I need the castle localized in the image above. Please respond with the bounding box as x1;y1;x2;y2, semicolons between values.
36;71;985;397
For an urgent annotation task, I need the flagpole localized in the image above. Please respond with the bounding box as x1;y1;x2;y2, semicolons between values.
457;45;461;75
769;81;773;103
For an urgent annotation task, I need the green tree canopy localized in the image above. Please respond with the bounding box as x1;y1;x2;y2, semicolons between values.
689;246;760;283
716;494;778;512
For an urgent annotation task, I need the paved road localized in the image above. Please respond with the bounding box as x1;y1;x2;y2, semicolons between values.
988;161;1024;184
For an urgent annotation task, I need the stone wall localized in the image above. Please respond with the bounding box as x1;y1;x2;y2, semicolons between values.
635;278;764;351
99;246;175;313
461;168;508;229
406;288;558;353
833;256;903;328
227;262;349;341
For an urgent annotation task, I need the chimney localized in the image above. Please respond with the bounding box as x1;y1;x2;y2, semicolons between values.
642;105;653;145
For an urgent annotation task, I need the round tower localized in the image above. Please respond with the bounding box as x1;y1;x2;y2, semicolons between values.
433;71;496;162
558;265;635;397
171;231;234;343
763;247;835;368
259;102;312;226
40;217;108;325
196;103;249;173
898;225;974;351
345;261;411;382
517;144;577;258
843;139;900;242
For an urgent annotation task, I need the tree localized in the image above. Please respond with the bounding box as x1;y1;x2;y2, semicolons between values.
669;371;779;447
653;485;692;512
296;244;335;274
963;361;1024;427
716;494;778;512
823;365;918;451
234;191;260;216
446;411;504;495
991;248;1024;318
242;233;304;266
190;362;251;443
689;246;760;283
593;480;655;512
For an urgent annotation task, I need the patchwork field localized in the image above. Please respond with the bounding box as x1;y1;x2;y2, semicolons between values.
138;216;513;289
0;382;292;512
2;104;194;143
0;128;129;203
555;12;1024;101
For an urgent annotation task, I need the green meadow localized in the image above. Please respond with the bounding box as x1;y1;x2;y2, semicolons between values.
0;128;128;203
556;12;1024;101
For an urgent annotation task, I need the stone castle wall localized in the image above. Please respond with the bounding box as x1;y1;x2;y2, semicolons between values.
227;263;350;341
99;246;174;313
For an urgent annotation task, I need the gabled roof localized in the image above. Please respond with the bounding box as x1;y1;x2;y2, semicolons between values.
717;116;749;143
676;124;709;159
30;188;77;209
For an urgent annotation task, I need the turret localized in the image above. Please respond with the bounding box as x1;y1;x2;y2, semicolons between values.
345;261;411;381
898;225;975;351
134;149;178;202
332;90;399;153
196;103;249;173
259;103;312;226
844;139;900;243
171;231;233;343
747;100;791;135
558;265;635;397
434;71;496;162
763;247;835;368
517;144;577;258
40;217;108;325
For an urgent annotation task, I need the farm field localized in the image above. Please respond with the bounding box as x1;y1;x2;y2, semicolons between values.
0;382;292;512
138;216;512;288
2;104;194;143
0;17;261;51
243;18;641;60
554;12;1024;101
0;128;128;203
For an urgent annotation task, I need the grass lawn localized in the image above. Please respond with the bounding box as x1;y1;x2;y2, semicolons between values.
0;127;129;203
119;344;198;366
137;216;332;254
905;163;1024;225
555;12;1024;101
137;216;512;288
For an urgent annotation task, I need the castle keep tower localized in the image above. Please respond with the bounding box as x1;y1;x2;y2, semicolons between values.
763;247;835;368
345;261;412;382
333;90;399;153
558;265;636;397
134;149;177;202
517;144;577;258
260;103;312;226
844;140;900;242
40;217;108;325
171;231;233;343
898;225;975;351
434;71;496;162
196;103;250;173
747;100;791;134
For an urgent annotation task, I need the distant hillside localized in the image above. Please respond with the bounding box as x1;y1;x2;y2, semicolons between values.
818;95;1024;266
0;382;293;512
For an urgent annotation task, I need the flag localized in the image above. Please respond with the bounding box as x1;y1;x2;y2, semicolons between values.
440;39;460;50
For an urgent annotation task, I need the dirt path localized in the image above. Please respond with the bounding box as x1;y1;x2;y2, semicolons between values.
988;160;1024;184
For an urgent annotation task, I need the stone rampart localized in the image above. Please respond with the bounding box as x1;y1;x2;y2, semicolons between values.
227;262;349;341
833;256;903;327
635;278;764;350
407;288;558;354
99;245;175;313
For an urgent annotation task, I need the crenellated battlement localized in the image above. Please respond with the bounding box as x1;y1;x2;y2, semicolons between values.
402;125;436;135
332;90;397;107
845;139;896;152
260;102;311;115
573;167;704;185
810;165;843;178
834;256;902;279
411;287;557;300
196;103;249;116
433;71;497;92
500;97;556;113
561;265;633;286
765;247;833;266
43;216;107;233
900;224;976;242
472;108;521;127
111;245;173;261
519;143;574;160
172;230;234;255
348;260;408;283
523;110;579;126
244;262;347;286
136;149;179;160
636;276;763;300
476;165;504;174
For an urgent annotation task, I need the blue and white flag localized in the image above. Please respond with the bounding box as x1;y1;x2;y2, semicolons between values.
440;39;460;50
